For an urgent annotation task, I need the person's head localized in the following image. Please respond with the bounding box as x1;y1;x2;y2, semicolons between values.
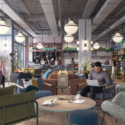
106;57;108;60
94;62;101;73
72;58;74;60
56;58;58;61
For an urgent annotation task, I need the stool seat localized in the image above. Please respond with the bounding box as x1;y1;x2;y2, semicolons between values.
69;109;98;125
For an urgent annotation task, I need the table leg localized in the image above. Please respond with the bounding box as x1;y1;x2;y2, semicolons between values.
94;105;96;112
64;112;66;125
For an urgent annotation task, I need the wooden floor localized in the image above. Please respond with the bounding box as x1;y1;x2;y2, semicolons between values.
4;80;125;125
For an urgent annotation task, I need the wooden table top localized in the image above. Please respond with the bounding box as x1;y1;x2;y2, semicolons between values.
36;95;96;112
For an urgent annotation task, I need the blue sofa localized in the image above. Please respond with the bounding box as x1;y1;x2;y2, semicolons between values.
17;78;53;99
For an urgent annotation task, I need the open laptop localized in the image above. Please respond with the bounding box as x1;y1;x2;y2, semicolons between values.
86;80;100;87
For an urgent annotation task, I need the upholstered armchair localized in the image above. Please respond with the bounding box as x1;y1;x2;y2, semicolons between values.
101;91;125;125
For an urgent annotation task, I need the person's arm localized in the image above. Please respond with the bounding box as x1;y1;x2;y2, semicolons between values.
3;68;6;76
88;71;92;80
103;72;110;87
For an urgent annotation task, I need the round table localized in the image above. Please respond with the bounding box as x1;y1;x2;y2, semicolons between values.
36;95;96;125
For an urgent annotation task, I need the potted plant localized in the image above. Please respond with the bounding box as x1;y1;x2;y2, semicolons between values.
81;59;91;79
13;59;20;71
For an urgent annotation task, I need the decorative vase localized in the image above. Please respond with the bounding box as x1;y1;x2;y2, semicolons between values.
83;71;88;79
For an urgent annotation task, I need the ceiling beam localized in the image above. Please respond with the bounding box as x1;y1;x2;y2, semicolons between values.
24;15;46;21
94;14;125;41
57;0;62;36
92;0;122;32
114;6;125;17
39;0;58;36
82;0;99;19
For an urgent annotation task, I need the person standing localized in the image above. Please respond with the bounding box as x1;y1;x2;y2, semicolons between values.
41;58;45;66
71;58;75;64
0;61;6;88
105;57;109;65
55;57;58;68
111;59;116;81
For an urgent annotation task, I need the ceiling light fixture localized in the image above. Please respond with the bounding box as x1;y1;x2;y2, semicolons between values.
36;36;43;49
112;31;123;43
93;42;100;49
64;18;78;34
0;18;10;34
15;31;25;43
64;34;74;43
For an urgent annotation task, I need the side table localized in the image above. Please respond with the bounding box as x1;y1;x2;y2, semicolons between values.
56;86;68;95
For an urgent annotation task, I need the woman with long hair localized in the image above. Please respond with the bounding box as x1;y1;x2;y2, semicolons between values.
0;61;6;88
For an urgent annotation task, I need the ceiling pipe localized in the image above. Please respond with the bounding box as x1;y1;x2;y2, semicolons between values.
94;14;125;41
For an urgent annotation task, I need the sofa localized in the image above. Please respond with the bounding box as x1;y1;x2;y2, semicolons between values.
42;70;86;95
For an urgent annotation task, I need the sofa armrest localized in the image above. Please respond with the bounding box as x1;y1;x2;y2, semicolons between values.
105;84;115;89
68;79;86;95
16;84;24;89
42;79;57;95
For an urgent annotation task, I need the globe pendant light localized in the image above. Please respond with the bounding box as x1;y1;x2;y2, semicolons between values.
112;32;123;43
36;41;43;49
0;18;10;34
64;18;78;34
15;31;25;43
64;34;74;43
93;42;100;49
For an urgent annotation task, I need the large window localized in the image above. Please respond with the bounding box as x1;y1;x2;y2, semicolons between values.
14;29;26;68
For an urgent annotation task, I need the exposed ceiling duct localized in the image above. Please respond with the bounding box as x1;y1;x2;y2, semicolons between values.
92;0;122;32
82;0;99;19
39;0;58;36
94;15;125;41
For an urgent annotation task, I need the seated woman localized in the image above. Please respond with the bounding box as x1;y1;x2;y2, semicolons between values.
41;58;45;67
55;58;58;68
0;61;6;88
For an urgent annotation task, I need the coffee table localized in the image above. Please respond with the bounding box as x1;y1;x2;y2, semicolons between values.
36;95;96;125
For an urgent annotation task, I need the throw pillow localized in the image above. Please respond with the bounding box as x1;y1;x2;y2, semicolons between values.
43;70;53;79
32;78;39;89
22;79;32;88
18;69;23;73
25;85;39;92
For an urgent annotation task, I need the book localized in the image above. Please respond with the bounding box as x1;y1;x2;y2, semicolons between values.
42;99;57;106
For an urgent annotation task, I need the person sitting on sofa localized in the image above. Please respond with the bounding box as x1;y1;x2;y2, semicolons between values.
80;61;110;100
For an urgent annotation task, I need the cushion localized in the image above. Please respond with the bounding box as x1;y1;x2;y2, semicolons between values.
35;90;52;99
0;86;15;97
32;78;39;88
18;69;24;73
25;85;39;92
28;69;35;74
43;70;53;79
69;109;98;125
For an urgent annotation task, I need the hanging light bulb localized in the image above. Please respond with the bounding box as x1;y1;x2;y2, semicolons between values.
0;18;10;34
15;31;25;43
112;32;123;43
93;42;100;49
36;41;43;49
64;18;78;34
64;34;74;43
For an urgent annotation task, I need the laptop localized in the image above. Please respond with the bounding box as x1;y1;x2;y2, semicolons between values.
86;80;100;87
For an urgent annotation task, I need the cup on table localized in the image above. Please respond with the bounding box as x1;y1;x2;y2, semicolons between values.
76;94;81;99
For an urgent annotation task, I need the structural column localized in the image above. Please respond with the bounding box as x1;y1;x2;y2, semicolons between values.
78;19;91;73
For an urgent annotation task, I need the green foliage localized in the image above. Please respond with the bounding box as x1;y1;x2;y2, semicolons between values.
81;59;91;71
13;59;20;71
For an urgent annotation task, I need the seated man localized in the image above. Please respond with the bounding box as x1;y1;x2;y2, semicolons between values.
80;62;110;100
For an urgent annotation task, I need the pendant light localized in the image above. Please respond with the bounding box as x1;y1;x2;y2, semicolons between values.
64;34;74;43
0;19;10;35
112;31;123;43
93;42;100;49
36;36;43;49
64;18;78;34
15;31;25;43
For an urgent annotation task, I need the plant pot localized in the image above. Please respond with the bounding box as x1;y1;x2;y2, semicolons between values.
83;71;88;79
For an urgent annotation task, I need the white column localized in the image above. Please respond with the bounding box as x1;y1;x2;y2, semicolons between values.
78;19;91;73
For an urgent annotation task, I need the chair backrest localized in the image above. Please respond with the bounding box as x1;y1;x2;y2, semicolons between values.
34;69;42;74
0;90;36;125
105;79;113;94
65;68;74;72
17;78;43;93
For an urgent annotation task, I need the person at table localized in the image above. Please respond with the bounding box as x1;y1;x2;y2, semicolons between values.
0;61;6;88
41;58;45;66
80;62;110;100
71;58;75;64
111;59;116;81
55;57;58;68
105;57;109;65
